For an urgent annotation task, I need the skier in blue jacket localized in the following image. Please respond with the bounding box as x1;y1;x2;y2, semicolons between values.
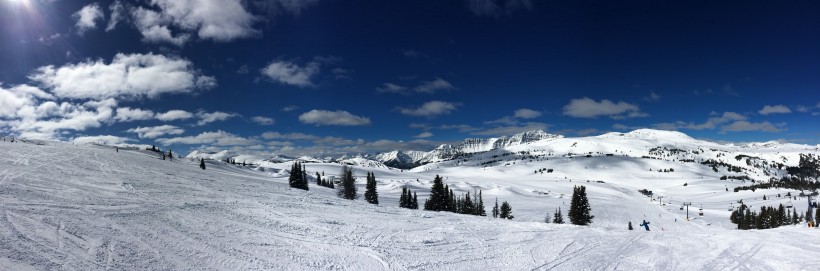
639;220;650;231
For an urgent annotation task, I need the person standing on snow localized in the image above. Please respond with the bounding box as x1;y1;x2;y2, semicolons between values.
640;220;651;231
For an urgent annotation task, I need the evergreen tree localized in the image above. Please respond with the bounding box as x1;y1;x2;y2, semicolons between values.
364;172;379;204
288;162;308;190
492;198;499;218
400;187;408;208
628;221;633;230
168;150;173;161
337;165;357;199
316;172;322;186
792;208;800;225
412;192;419;209
199;158;206;170
569;185;594;225
815;208;820;226
544;211;551;223
476;190;486;216
449;189;457;212
553;207;564;224
423;175;448;211
462;191;474;215
500;201;513;219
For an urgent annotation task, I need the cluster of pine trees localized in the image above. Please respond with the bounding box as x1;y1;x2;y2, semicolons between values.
492;199;513;219
422;175;487;216
337;165;358;200
731;203;820;230
399;187;419;209
315;172;334;188
545;207;564;224
288;162;309;191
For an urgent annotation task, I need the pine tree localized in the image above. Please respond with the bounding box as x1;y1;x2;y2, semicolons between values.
628;221;633;230
553;207;564;224
364;172;379;204
199;158;206;170
815;208;820;226
168;150;173;161
316;172;322;186
411;192;419;209
449;189;457;212
492;198;499;218
424;175;448;211
499;201;513;219
462;191;474;214
287;162;308;190
476;190;486;216
400;187;408;208
569;185;594;225
337;165;357;199
792;208;800;225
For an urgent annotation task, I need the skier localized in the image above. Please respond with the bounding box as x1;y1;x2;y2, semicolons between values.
640;220;651;231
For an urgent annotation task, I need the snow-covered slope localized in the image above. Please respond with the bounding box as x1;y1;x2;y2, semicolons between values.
1;135;819;270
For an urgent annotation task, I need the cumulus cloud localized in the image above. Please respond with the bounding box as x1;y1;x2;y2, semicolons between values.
721;121;783;133
758;105;791;115
415;78;455;94
261;60;320;87
415;131;433;139
157;130;257;146
298;110;371;126
73;3;104;35
513;108;541;119
466;0;533;17
251;116;275;125
126;125;185;138
128;0;261;45
0;84;54;118
376;83;408;94
156;110;194;121
72;135;133;145
29;53;215;100
196;111;237;126
562;97;646;119
397;101;460;118
106;0;125;32
114;107;155;122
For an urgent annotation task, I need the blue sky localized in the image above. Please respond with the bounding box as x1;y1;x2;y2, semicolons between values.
0;0;818;156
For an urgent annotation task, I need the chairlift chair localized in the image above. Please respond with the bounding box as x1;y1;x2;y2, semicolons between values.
786;200;793;209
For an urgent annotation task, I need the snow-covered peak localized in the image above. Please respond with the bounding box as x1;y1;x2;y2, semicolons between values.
625;129;693;140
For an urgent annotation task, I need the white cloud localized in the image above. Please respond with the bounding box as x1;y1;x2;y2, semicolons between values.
0;84;54;118
721;121;783;133
126;125;185;138
298;110;371;126
129;0;260;45
106;0;125;32
415;78;455;94
114;107;155;122
197;111;237;126
282;105;299;112
29;53;215;100
562;97;646;119
156;130;256;146
513;108;541;119
260;60;320;87
415;131;433;139
467;0;533;17
73;3;104;35
376;83;408;94
72;135;133;145
156;110;194;121
644;91;661;102
397;101;460;118
251;116;275;125
758;105;791;115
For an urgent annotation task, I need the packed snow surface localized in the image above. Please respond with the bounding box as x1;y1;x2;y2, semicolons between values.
2;136;820;270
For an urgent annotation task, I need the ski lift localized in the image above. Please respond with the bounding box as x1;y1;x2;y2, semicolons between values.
786;200;793;209
699;204;704;216
728;205;734;211
680;205;684;211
